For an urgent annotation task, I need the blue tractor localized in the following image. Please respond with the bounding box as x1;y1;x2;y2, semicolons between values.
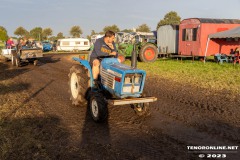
69;50;157;122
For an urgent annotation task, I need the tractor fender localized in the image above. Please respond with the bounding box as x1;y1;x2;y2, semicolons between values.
72;57;94;87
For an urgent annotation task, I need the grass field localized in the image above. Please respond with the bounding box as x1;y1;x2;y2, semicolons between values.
126;58;240;95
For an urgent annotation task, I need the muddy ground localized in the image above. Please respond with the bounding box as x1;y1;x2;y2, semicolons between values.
0;54;239;160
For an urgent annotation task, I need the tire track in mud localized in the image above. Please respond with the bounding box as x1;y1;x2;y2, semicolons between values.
145;77;240;146
14;55;189;159
15;57;94;147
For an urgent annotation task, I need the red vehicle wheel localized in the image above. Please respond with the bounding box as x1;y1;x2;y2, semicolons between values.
139;43;158;62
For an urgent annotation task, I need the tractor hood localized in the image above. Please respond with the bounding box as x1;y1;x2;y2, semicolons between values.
100;58;146;98
101;58;146;75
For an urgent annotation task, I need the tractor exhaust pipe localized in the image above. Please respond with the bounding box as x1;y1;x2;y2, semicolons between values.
131;44;137;69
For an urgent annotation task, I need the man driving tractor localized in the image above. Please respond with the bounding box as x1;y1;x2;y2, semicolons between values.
90;30;120;81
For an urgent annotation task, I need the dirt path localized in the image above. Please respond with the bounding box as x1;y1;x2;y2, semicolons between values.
0;54;239;159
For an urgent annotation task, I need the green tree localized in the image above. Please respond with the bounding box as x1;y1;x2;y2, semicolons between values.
86;30;97;41
91;30;96;36
24;31;31;39
49;36;57;41
56;32;64;39
136;24;151;32
30;27;43;41
156;11;181;29
70;26;82;38
121;29;133;33
42;28;53;40
103;25;120;33
0;26;7;33
14;26;28;37
0;26;8;41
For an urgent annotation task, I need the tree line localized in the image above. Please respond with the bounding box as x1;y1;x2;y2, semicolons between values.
0;11;181;42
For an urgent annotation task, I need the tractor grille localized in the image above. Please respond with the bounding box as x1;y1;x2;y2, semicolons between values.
100;68;115;89
122;73;142;93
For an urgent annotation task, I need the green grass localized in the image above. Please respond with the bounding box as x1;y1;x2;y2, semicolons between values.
126;59;240;95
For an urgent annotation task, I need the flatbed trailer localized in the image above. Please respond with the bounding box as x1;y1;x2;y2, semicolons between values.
1;48;43;66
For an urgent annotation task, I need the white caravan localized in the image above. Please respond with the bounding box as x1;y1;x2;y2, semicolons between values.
56;38;90;51
90;34;104;45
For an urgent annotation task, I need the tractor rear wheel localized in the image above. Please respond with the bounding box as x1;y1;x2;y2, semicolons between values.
139;43;158;62
69;64;90;106
89;92;108;122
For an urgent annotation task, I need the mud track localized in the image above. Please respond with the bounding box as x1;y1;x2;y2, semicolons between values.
0;54;239;159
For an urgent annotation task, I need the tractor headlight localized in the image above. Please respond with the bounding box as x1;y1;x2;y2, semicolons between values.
124;77;131;84
123;74;142;93
134;75;141;84
124;74;142;84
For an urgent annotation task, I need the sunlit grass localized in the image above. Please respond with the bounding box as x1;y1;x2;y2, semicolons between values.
126;58;240;94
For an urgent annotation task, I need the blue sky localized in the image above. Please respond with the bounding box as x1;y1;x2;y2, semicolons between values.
1;0;239;37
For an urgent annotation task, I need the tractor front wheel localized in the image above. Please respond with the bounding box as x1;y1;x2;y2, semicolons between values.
89;92;108;122
139;44;158;62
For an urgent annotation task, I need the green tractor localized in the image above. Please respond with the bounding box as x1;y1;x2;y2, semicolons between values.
116;32;158;62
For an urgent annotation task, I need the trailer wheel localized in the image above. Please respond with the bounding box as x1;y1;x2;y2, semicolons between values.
34;60;38;66
69;64;90;106
139;43;158;62
89;92;108;122
132;103;150;116
11;55;16;66
0;55;8;62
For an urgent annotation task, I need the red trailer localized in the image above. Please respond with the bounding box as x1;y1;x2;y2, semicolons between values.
178;18;240;57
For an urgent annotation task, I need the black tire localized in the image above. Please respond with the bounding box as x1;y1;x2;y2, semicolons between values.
33;60;38;66
139;43;158;62
11;55;16;66
132;103;150;116
89;92;108;122
69;64;90;106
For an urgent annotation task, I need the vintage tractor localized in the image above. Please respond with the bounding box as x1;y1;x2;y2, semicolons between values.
69;48;157;122
116;32;158;63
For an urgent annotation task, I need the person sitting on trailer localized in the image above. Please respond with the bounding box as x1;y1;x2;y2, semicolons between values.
90;30;120;81
6;37;15;49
